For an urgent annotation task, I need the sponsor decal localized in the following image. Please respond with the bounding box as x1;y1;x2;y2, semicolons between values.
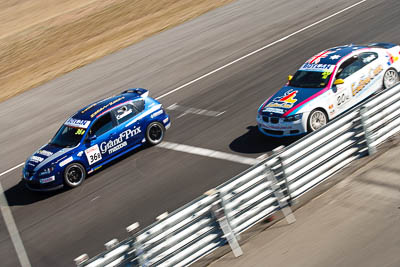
267;89;298;109
65;118;91;129
91;97;125;118
306;50;334;64
300;63;335;72
40;176;55;184
38;150;53;157
116;108;133;120
75;128;86;135
352;65;383;96
263;107;284;114
77;151;83;157
100;127;141;155
151;110;163;118
163;118;169;124
85;144;102;165
59;156;73;167
265;125;292;130
81;102;98;114
30;155;44;163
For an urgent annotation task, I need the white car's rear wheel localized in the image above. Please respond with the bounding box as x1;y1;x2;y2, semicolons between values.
383;68;399;89
308;109;328;132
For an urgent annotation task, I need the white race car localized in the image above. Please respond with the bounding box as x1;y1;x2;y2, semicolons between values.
257;43;400;137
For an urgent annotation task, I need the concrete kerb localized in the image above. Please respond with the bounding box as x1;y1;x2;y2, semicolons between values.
191;134;400;267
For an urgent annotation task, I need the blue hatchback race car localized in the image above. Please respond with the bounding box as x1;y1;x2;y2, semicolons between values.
22;88;170;191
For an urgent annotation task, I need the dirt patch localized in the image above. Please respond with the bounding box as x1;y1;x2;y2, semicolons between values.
0;0;234;102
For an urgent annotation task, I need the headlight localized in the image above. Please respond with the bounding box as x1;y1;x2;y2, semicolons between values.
38;167;54;176
257;113;262;120
283;114;302;122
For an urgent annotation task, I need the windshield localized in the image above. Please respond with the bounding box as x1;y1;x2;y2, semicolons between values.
50;125;86;148
289;70;332;88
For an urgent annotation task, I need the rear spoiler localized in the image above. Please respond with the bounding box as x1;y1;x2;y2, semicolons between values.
121;88;149;98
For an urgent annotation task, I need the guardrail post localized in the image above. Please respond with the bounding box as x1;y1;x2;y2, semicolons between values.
207;189;243;257
360;106;377;155
268;146;296;224
127;222;148;267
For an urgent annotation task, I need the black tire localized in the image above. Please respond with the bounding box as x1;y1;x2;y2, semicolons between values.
383;68;399;89
64;163;86;188
307;109;328;132
146;122;165;145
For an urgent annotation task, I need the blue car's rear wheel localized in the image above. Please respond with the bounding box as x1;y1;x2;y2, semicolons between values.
146;122;165;145
64;163;86;188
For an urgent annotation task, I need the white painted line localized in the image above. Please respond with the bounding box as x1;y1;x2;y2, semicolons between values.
157;141;260;165
155;0;367;101
167;103;225;118
0;163;24;178
0;181;32;267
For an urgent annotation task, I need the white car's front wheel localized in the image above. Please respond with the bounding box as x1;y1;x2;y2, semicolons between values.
383;68;399;89
308;109;328;132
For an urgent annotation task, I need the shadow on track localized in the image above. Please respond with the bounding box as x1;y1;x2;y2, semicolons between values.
4;181;67;206
229;125;304;154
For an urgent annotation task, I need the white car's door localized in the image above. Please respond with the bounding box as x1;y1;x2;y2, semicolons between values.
332;51;383;114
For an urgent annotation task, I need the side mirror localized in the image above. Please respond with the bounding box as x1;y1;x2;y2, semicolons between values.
87;135;97;142
288;75;293;81
334;79;344;85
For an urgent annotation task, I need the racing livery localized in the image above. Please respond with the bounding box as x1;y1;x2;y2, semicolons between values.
22;88;170;191
257;43;400;137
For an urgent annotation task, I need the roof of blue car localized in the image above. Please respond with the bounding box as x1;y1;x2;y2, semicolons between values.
71;89;145;121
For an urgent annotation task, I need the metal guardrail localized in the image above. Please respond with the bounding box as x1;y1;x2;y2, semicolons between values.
75;82;400;267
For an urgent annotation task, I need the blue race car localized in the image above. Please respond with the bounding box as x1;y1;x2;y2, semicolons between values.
22;88;170;191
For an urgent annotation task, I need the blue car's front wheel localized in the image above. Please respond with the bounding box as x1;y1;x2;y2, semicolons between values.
146;122;165;145
64;163;86;188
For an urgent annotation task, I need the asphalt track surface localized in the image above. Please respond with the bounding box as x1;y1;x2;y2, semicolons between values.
0;0;399;266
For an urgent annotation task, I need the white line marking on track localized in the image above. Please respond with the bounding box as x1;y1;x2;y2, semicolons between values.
155;0;367;101
0;181;32;267
157;141;261;165
0;0;368;185
167;103;225;118
0;163;24;178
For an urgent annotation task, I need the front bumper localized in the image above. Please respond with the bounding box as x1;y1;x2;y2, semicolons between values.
22;173;64;192
257;116;307;137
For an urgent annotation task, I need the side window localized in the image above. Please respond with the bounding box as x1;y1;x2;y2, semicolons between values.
132;100;145;113
359;52;378;66
114;104;137;124
336;56;361;79
89;113;114;137
336;53;378;80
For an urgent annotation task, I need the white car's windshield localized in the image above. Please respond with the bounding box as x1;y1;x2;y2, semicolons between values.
289;70;332;88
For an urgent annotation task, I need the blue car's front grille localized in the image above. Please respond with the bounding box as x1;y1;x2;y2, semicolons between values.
24;170;35;178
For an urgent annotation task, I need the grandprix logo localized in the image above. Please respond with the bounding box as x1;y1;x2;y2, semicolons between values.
100;127;141;155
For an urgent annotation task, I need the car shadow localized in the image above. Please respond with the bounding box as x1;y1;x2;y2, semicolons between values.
4;180;69;206
229;125;304;154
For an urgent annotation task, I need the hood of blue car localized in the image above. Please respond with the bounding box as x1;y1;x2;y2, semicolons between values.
260;85;320;116
25;143;74;171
